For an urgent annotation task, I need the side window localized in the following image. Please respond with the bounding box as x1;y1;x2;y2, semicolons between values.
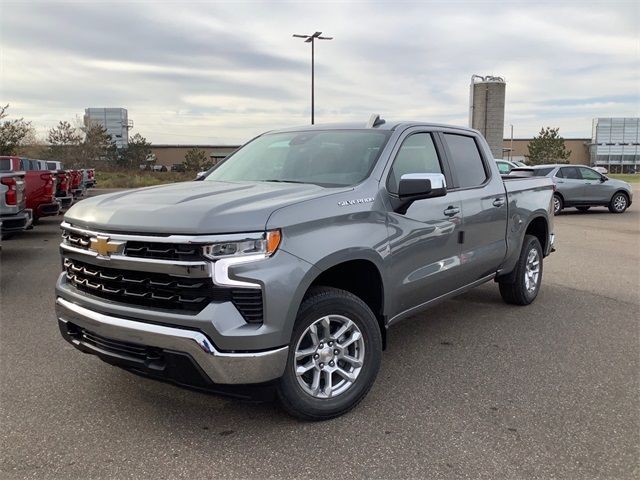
579;167;601;181
444;134;487;188
561;167;581;179
387;133;442;194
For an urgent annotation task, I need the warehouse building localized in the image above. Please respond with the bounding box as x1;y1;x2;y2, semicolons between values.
150;145;240;168
502;138;591;165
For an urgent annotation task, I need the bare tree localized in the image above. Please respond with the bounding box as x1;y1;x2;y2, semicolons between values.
47;121;82;167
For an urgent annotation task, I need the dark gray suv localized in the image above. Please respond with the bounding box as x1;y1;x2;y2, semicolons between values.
532;164;633;215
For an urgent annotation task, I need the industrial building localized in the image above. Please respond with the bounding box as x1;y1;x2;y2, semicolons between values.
83;108;132;148
590;118;640;173
469;75;506;159
150;145;240;168
502;138;591;165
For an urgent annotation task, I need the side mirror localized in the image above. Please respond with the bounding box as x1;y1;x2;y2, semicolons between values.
398;173;447;200
395;173;447;214
601;176;608;182
195;171;206;181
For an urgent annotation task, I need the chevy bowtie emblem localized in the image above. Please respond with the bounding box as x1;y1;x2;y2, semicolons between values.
89;236;124;257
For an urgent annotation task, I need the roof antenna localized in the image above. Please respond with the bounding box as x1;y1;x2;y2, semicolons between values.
366;114;385;128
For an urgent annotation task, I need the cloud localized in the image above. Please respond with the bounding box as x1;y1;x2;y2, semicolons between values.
1;0;638;143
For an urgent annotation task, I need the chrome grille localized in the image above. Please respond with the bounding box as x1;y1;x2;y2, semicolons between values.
63;258;263;321
62;229;91;249
125;241;202;261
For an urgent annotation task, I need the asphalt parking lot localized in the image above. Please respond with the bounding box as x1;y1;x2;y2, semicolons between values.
1;194;639;479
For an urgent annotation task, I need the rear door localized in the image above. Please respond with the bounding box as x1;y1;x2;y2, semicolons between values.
441;131;508;285
556;166;584;203
385;129;464;315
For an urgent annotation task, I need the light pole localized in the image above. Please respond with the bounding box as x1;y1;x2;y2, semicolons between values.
293;31;333;124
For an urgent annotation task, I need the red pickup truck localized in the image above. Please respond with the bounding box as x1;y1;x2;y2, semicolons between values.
68;170;85;199
40;161;74;210
0;156;60;220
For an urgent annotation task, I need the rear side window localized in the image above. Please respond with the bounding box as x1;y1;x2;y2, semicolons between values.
532;167;554;176
387;133;443;194
559;167;580;179
444;134;487;188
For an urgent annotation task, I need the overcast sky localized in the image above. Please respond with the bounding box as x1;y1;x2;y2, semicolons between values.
1;0;638;145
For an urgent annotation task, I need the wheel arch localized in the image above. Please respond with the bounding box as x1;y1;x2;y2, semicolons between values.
290;253;387;349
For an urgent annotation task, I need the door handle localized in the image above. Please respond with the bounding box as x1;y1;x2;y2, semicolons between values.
556;180;565;184
443;206;460;217
492;197;505;207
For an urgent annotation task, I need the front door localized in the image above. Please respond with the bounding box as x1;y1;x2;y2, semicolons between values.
385;131;463;316
578;167;611;203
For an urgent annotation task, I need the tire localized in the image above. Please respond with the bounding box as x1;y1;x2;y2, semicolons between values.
499;235;543;306
553;194;563;215
576;206;590;212
608;192;629;214
277;286;382;421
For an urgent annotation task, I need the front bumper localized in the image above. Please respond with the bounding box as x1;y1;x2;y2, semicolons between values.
0;208;33;233
55;297;289;385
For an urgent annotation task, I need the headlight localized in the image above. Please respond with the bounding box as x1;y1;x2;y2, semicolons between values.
202;230;281;260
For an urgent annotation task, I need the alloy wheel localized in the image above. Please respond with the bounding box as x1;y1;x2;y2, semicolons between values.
524;248;540;293
294;315;365;399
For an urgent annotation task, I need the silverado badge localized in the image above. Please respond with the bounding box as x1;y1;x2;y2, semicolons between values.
89;236;124;257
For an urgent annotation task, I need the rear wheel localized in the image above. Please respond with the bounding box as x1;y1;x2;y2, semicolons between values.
553;194;563;215
277;287;382;421
499;235;543;306
576;206;590;212
608;192;629;213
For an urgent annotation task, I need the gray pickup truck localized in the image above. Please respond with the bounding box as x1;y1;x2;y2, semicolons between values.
55;118;555;419
0;171;32;238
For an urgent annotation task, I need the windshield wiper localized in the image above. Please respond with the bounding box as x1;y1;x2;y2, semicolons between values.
261;179;308;184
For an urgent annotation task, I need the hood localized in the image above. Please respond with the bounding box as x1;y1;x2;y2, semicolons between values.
65;180;346;234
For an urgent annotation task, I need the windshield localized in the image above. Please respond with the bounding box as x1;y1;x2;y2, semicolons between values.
205;130;391;187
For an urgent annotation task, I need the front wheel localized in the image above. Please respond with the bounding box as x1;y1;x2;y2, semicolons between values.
608;192;629;213
499;235;543;305
277;287;382;421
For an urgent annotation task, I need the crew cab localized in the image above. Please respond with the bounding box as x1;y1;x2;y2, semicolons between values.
0;156;60;221
41;160;73;210
55;118;555;420
0;170;32;237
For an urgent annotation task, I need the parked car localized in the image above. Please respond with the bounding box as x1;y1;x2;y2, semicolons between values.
170;164;185;172
531;164;633;214
56;118;555;420
0;170;32;237
41;160;73;210
593;166;608;175
0;156;60;221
